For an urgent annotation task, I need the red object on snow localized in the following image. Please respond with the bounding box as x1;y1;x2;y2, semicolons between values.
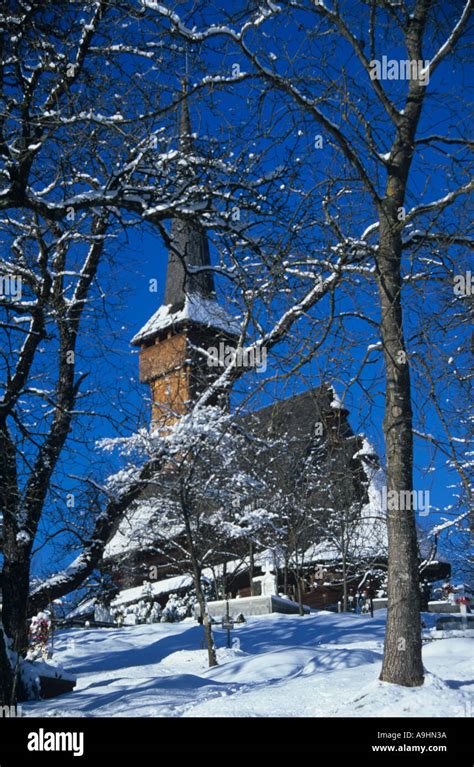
455;596;470;605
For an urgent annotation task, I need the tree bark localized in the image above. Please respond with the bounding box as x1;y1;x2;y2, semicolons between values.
193;568;218;668
249;541;255;596
341;548;348;613
297;576;305;617
1;552;30;655
0;420;29;654
0;624;14;705
377;208;423;686
293;548;305;616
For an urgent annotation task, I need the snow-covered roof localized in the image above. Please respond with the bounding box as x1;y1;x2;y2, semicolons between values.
111;575;195;607
65;597;97;620
131;292;241;345
109;553;286;609
103;498;184;560
105;431;388;564
303;463;388;563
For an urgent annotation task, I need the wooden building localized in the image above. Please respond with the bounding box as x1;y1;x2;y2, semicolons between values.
102;92;449;610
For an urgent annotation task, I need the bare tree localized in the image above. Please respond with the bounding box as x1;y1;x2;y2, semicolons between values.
0;0;276;665
98;405;272;667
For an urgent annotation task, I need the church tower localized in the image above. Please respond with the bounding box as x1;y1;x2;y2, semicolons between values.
131;85;239;427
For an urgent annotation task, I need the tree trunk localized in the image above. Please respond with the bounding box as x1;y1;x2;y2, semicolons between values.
377;211;423;687
375;32;428;680
2;542;30;655
182;509;217;668
249;541;255;596
283;557;288;597
0;624;14;705
221;560;227;600
0;421;30;655
293;551;305;616
194;573;218;668
342;554;348;612
297;576;305;617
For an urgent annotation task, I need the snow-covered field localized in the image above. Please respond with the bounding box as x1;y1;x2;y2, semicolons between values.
23;611;473;718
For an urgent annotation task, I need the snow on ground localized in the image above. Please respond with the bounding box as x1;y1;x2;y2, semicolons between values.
22;610;473;718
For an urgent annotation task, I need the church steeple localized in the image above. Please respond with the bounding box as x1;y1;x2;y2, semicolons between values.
178;76;193;153
163;79;216;310
131;81;239;426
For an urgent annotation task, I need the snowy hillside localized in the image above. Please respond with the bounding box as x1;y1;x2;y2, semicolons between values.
22;611;472;718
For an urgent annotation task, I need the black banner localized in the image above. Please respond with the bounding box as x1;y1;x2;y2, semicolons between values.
0;716;471;762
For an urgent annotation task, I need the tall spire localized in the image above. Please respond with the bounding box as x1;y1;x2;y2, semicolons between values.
163;80;215;309
178;75;193;154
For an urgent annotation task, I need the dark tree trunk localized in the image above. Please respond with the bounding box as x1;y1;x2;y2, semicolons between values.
296;576;305;617
341;551;348;613
0;421;30;655
293;549;305;616
283;557;289;597
221;560;227;600
249;541;255;596
377;210;423;686
2;537;31;655
0;624;14;705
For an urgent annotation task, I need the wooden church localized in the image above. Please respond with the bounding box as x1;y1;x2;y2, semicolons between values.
102;89;396;608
